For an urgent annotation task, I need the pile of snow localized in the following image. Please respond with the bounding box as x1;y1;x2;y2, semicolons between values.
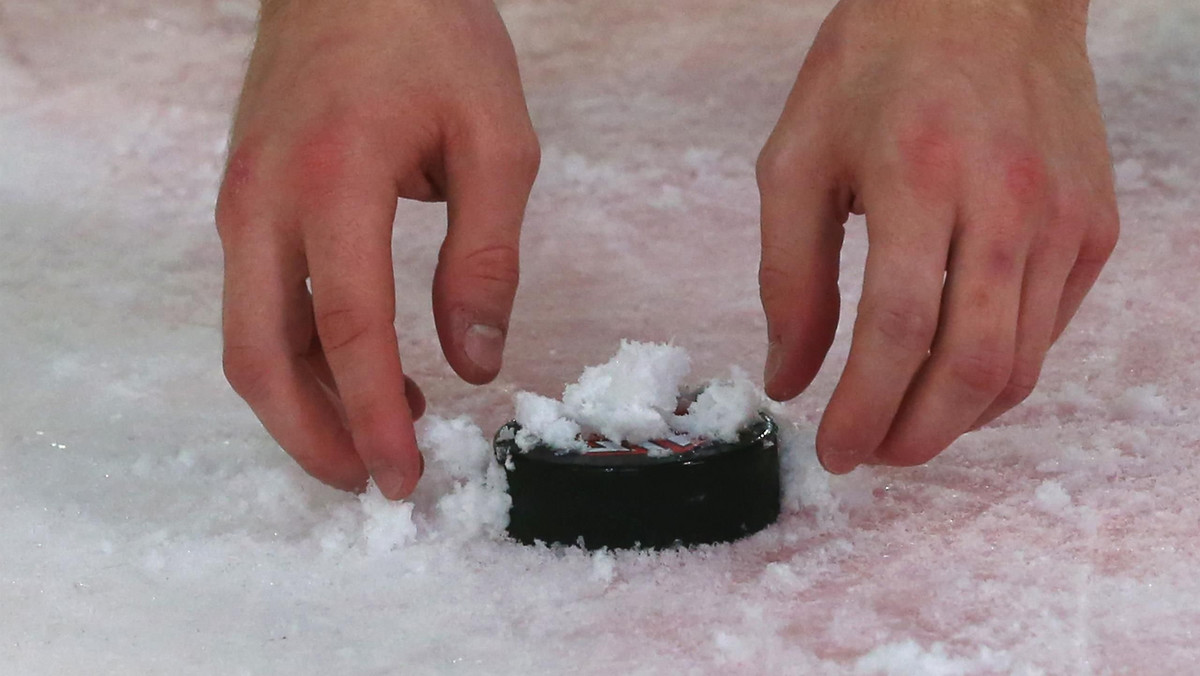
513;340;763;451
334;414;512;553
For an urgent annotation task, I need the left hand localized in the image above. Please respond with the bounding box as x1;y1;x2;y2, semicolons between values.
756;0;1119;473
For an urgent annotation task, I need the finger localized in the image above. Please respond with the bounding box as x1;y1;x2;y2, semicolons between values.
305;330;427;421
875;208;1029;467
815;186;953;473
1052;206;1120;341
971;231;1075;428
218;224;369;493
755;140;845;403
305;176;422;500
433;126;540;385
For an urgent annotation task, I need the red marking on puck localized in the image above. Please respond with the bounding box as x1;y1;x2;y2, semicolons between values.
582;434;706;457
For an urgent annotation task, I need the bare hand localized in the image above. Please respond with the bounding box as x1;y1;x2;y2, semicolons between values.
215;0;539;498
757;0;1118;473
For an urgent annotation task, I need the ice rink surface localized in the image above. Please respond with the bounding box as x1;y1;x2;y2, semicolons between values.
2;0;1198;673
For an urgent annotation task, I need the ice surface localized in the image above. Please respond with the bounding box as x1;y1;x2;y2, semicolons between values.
3;0;1200;673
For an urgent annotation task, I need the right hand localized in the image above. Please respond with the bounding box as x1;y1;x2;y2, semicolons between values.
215;0;540;499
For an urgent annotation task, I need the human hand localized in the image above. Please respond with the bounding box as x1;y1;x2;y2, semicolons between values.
216;0;539;498
756;0;1118;473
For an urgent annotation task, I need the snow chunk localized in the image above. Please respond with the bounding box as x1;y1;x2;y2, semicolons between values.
312;415;511;555
674;367;761;442
561;340;691;444
512;340;765;451
415;415;511;539
514;392;584;452
713;630;754;664
434;470;510;540
417;414;495;480
1034;479;1072;515
1112;384;1172;422
358;488;418;555
591;549;616;584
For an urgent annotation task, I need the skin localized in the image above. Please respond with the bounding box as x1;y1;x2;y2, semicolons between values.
216;0;539;499
758;0;1118;473
217;0;1117;498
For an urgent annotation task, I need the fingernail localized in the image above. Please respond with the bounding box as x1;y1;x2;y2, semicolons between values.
819;446;859;475
764;341;783;387
463;323;505;374
373;467;409;500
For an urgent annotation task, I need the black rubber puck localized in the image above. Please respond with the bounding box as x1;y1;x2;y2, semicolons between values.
493;413;781;550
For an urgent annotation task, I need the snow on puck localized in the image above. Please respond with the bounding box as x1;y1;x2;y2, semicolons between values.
493;412;781;549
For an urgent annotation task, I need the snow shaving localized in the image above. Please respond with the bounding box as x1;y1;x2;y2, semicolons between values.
513;340;763;453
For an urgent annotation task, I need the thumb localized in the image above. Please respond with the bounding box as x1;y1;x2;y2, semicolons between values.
756;141;845;401
433;131;540;384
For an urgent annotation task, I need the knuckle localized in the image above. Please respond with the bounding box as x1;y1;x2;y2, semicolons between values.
982;240;1022;279
293;126;356;185
1086;207;1121;262
314;306;379;356
755;141;803;193
455;242;521;288
757;263;793;307
947;344;1013;396
342;398;395;438
286;114;376;199
1000;153;1048;202
998;371;1039;408
510;132;543;183
215;144;265;243
894;117;959;186
222;344;276;401
1048;192;1091;242
471;126;542;185
869;301;938;353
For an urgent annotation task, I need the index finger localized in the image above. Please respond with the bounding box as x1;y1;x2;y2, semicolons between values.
304;181;421;500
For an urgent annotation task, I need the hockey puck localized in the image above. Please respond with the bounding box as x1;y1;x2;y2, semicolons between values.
493;412;781;550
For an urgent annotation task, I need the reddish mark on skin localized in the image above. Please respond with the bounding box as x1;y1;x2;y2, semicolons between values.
290;123;358;197
215;139;264;226
983;242;1020;279
1001;151;1047;202
896;104;960;199
223;139;266;196
223;141;261;193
